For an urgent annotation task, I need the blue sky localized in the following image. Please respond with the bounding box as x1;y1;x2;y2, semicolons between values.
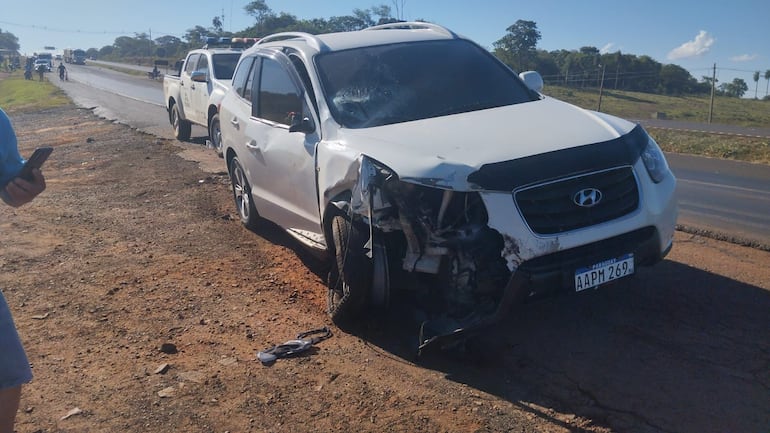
2;0;769;97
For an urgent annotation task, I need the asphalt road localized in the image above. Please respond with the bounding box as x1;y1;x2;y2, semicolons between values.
50;63;770;247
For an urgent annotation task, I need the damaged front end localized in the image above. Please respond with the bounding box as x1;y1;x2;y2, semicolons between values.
342;156;525;351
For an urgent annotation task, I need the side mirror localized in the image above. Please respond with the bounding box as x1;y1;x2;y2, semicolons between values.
519;71;544;93
190;71;207;83
288;112;314;133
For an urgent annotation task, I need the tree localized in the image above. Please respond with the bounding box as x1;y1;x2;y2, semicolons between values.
719;78;748;98
660;64;697;95
493;20;541;71
184;25;210;47
212;16;224;35
753;71;760;99
765;70;770;99
0;28;20;52
244;0;274;34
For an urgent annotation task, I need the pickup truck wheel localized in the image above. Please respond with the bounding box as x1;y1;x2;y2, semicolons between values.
171;103;191;141
328;215;371;325
229;157;259;230
209;114;223;157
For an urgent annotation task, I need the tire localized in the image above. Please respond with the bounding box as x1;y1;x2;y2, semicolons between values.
209;114;223;157
328;214;372;324
229;157;259;230
171;103;191;141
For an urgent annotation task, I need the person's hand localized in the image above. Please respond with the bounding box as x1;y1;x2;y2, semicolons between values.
1;168;46;207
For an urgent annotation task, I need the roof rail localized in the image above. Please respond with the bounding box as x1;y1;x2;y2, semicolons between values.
364;21;458;39
256;32;328;52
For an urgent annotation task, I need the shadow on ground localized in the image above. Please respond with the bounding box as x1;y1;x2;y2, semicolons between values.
245;221;770;432
353;260;770;433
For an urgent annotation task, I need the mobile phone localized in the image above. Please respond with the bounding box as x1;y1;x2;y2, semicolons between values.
17;147;53;181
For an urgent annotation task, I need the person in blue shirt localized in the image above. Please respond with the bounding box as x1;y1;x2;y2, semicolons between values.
0;107;47;433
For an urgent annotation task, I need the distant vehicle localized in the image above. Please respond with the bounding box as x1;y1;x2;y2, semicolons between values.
63;48;87;65
35;52;53;71
34;58;51;72
163;37;255;153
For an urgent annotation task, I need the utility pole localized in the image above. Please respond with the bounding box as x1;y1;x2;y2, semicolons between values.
597;64;606;112
708;63;716;124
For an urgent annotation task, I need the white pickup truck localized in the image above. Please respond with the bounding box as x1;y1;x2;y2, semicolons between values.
163;40;248;153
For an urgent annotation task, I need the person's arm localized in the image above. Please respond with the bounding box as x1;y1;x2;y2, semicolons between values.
1;168;46;207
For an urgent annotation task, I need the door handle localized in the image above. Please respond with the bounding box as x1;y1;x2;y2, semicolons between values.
246;139;259;150
230;118;239;129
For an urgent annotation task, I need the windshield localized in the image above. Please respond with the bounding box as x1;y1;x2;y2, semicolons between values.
315;39;537;129
211;53;242;80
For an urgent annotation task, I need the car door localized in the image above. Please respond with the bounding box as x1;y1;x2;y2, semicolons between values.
220;56;256;160
241;52;323;241
180;53;200;121
189;54;211;125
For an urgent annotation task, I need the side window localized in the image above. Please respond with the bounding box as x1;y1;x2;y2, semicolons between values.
195;55;209;76
289;54;317;113
232;56;255;99
257;58;303;125
184;54;199;75
244;58;260;103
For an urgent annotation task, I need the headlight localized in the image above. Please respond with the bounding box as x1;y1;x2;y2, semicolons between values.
640;133;670;183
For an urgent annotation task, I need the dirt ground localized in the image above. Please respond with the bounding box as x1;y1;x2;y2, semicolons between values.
1;104;769;433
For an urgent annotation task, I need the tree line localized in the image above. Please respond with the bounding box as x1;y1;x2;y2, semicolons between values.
2;4;768;99
493;20;768;99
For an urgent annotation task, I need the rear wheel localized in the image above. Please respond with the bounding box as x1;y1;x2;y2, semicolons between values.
209;114;223;157
229;157;259;230
328;215;372;324
171;103;191;141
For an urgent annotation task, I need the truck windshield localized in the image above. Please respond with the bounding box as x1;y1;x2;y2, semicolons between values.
211;53;242;80
315;39;538;129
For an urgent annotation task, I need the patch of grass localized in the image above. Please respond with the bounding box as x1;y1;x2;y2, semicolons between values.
0;72;71;113
544;85;770;128
649;128;770;165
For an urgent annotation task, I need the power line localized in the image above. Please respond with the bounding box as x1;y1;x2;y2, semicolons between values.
0;20;183;39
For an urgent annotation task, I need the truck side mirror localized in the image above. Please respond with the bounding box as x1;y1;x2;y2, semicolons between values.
190;71;207;83
519;71;544;93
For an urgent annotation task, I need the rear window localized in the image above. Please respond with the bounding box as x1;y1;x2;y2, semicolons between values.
211;53;242;80
315;39;537;128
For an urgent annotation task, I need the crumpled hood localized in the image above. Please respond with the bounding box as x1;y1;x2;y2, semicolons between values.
335;97;637;190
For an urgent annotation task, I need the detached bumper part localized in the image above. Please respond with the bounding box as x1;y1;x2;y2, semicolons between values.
418;270;530;354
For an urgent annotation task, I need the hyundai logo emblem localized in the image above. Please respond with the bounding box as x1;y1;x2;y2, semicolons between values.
573;188;603;208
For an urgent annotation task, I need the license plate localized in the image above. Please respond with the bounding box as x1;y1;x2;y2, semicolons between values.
574;253;634;292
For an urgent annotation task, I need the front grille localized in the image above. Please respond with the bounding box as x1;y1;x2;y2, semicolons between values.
515;166;639;235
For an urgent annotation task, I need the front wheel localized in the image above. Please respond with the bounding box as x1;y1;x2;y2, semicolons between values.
229;157;259;230
328;215;372;325
209;114;223;158
171;103;191;141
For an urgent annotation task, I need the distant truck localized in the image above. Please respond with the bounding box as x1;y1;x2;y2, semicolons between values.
63;48;87;65
162;37;255;153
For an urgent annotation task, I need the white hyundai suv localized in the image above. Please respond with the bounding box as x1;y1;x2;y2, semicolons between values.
218;22;677;347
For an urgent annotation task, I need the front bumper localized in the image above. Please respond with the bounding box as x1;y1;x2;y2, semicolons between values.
516;226;668;299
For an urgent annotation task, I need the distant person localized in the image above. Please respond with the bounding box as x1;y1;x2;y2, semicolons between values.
151;65;159;79
58;62;66;81
35;64;45;81
0;107;47;433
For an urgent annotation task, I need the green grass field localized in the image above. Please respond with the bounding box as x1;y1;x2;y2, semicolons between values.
0;71;71;113
543;84;770;128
